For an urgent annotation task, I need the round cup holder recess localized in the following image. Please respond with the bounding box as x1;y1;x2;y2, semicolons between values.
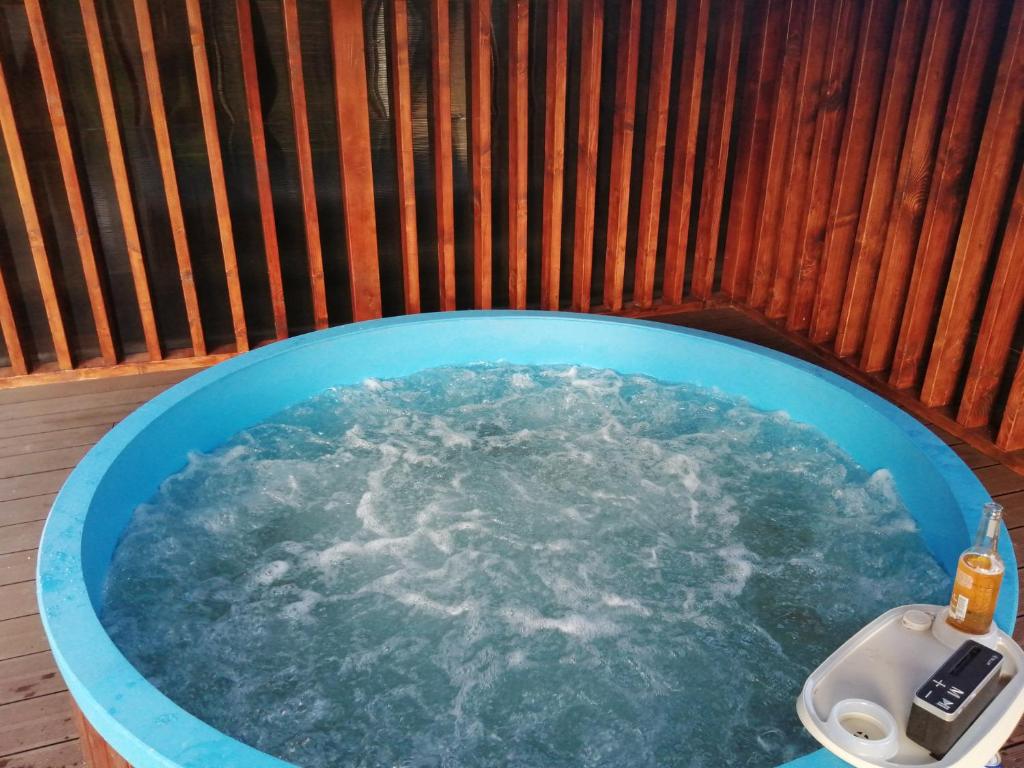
825;699;900;762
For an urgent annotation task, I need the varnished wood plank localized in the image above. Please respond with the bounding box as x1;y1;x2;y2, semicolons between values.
0;550;37;588
0;582;36;623
24;0;116;367
0;368;192;405
764;0;831;318
602;0;643;311
185;0;248;352
921;0;1024;408
0;496;57;529
570;0;604;313
508;0;529;310
834;0;928;359
329;0;383;321
540;0;569;311
632;0;678;310
0;384;171;423
975;463;1024;498
0;652;61;706
0;470;70;505
0;262;26;378
0;738;83;768
430;0;456;312
721;0;787;303
960;169;1024;429
0;57;71;371
0;521;44;555
950;442;1000;471
79;0;161;362
73;704;125;768
0;614;48;661
786;0;859;332
860;0;962;373
747;0;804;310
236;0;286;340
0;425;103;459
889;0;1000;389
691;0;743;301
999;359;1024;451
469;0;491;310
132;0;205;356
809;0;895;343
282;0;328;329
0;692;76;757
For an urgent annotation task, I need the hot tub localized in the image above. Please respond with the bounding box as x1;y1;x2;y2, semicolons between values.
37;311;1016;768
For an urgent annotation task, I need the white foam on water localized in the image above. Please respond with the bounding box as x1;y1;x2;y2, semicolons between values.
101;363;950;768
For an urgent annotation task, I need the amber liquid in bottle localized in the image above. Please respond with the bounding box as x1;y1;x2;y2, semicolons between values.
946;502;1005;635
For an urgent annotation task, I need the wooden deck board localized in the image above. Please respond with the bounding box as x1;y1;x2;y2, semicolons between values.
1;311;1023;766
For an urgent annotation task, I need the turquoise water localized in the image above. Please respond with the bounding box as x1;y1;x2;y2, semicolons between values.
102;364;950;767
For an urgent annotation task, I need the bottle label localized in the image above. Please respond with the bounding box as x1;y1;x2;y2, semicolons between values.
956;570;974;589
951;594;969;621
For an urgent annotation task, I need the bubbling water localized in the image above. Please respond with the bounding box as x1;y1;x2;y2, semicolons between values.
102;364;949;767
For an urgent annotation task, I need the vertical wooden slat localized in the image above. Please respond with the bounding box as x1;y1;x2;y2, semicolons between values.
508;0;529;310
747;0;804;310
540;0;568;311
570;0;604;313
808;0;894;343
764;0;830;318
786;0;859;332
960;168;1024;429
430;0;456;312
0;56;72;370
833;0;928;359
132;0;206;356
632;0;678;310
999;355;1024;452
721;0;788;303
602;0;642;312
859;0;962;373
80;0;161;361
889;0;999;388
236;0;287;340
185;0;248;352
469;0;492;310
920;0;1024;408
0;262;26;375
25;0;116;366
329;0;383;321
282;0;329;329
691;0;744;301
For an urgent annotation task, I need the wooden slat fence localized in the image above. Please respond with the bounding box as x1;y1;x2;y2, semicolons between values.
0;0;1023;466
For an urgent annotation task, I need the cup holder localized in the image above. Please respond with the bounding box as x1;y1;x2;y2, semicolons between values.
825;698;900;761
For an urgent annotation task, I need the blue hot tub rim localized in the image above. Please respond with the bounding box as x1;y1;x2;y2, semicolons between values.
36;311;1014;768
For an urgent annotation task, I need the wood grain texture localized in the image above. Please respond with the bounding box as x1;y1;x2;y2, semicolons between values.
0;259;27;377
632;0;678;309
0;56;72;371
236;0;287;340
691;0;744;301
570;0;604;312
132;0;206;356
430;0;456;312
282;0;329;329
508;0;529;310
962;167;1024;430
764;0;831;318
833;0;928;359
859;0;962;373
601;0;642;312
721;0;790;304
469;0;492;311
329;0;383;321
79;0;161;362
808;0;895;343
540;0;568;311
786;0;860;333
185;0;248;352
747;0;804;310
889;0;999;388
25;0;116;367
921;0;1024;408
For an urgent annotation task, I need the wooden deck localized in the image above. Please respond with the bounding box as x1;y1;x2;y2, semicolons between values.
2;307;1024;768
